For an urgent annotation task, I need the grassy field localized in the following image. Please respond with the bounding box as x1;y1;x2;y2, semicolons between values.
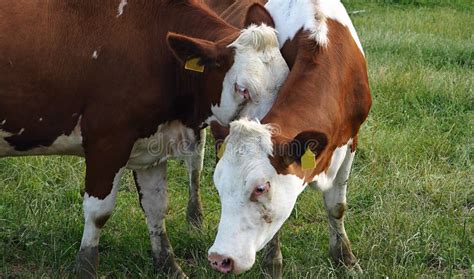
1;1;473;278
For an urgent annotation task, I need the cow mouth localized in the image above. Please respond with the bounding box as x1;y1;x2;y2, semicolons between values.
230;99;250;123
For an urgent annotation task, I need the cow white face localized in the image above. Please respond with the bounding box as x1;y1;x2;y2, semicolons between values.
167;23;288;127
211;24;289;125
208;120;327;274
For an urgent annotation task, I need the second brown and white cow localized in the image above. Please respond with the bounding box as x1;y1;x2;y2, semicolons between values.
208;0;371;275
0;0;289;277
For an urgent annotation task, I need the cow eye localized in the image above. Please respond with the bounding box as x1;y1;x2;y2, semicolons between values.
251;181;271;201
256;186;265;193
234;83;250;100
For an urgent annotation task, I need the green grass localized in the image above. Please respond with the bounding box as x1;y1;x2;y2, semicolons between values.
1;1;473;278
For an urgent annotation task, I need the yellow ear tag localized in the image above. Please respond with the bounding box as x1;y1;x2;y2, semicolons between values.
301;148;316;170
185;58;205;73
217;142;227;160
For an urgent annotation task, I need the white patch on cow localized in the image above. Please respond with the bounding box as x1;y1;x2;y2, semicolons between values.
134;164;168;255
127;120;196;170
80;168;124;248
92;50;99;60
117;0;128;17
311;139;353;192
17;128;25;135
0;116;84;157
265;0;364;55
38;117;43;122
209;119;305;274
0;119;6;125
323;147;355;209
210;24;289;125
204;115;220;126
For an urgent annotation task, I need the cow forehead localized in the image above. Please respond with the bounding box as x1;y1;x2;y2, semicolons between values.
228;24;280;57
224;119;273;159
215;120;275;187
224;25;282;89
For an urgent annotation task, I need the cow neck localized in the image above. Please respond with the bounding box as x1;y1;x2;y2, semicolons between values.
263;20;371;179
263;29;329;137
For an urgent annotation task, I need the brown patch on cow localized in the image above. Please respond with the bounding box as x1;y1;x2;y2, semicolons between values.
205;0;238;15
263;19;371;181
351;135;358;152
206;0;268;28
262;214;272;224
94;214;111;229
280;34;301;69
329;203;347;220
244;3;275;28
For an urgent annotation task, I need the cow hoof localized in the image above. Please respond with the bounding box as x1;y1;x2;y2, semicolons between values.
330;247;361;273
161;266;188;279
164;266;188;279
76;246;99;279
354;262;363;273
186;201;203;228
175;271;189;279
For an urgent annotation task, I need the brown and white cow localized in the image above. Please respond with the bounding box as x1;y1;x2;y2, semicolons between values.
207;0;372;275
0;0;289;277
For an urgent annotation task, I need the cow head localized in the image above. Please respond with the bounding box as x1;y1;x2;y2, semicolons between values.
167;4;288;126
208;119;327;274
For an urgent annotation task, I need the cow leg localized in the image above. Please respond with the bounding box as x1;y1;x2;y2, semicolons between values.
184;129;206;227
77;168;124;278
76;135;135;278
262;231;283;279
323;148;360;270
134;162;187;278
77;168;126;278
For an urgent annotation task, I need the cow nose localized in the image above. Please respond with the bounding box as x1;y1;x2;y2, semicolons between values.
208;253;234;273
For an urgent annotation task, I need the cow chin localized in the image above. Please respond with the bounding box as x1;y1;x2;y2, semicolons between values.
231;251;257;275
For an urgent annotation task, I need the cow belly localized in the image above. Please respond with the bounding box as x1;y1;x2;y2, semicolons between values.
0;120;197;169
0;119;84;157
127;121;197;170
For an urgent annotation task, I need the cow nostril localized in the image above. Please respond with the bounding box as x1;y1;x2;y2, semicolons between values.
222;258;231;267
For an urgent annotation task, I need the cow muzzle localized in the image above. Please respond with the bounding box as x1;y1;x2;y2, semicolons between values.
208;252;233;273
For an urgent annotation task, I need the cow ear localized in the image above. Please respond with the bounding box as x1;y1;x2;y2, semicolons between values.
244;3;275;28
210;121;230;162
282;131;328;169
167;32;219;71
